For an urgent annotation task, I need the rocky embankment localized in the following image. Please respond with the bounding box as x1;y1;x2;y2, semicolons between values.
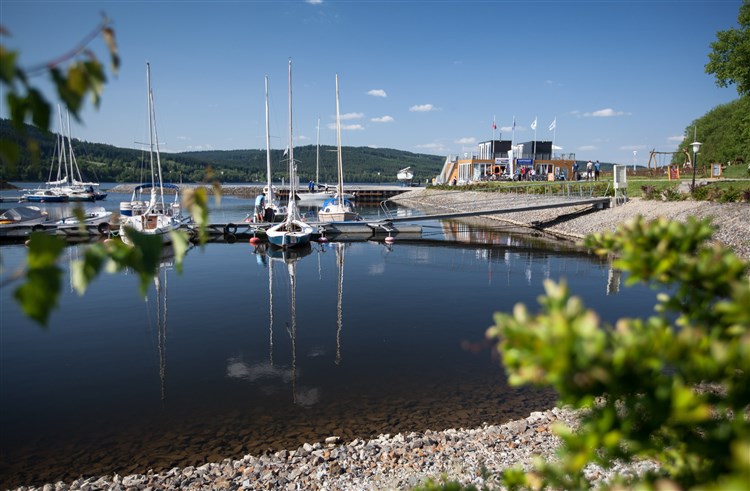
391;188;750;262
10;189;747;491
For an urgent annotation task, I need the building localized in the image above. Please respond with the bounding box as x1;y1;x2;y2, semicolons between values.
437;139;577;185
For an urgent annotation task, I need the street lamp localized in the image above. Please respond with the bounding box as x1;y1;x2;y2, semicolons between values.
691;141;702;193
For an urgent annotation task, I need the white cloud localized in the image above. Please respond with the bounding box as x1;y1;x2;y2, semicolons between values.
578;145;597;151
668;135;686;143
416;142;448;152
500;126;514;133
326;123;364;131
339;112;364;120
367;89;387;98
305;0;323;4
409;104;436;112
176;135;188;141
371;115;394;123
455;137;476;145
583;108;628;117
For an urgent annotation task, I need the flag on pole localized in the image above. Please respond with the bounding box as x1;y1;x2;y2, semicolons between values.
493;121;497;130
549;118;556;131
512;117;516;130
530;118;537;130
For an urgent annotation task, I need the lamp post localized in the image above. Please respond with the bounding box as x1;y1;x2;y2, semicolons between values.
690;141;702;193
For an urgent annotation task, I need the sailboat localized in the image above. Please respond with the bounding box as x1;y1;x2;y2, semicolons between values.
23;106;105;202
247;76;288;224
119;63;191;246
318;74;359;223
296;117;336;204
266;59;313;249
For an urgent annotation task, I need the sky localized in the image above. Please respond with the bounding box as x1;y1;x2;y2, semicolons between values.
0;0;744;166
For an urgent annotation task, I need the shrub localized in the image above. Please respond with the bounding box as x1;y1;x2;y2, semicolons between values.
640;185;657;200
488;216;750;490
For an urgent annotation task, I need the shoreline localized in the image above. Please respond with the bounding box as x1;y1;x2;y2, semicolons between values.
8;190;747;491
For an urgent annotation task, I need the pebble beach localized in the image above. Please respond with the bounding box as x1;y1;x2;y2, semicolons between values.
8;190;748;491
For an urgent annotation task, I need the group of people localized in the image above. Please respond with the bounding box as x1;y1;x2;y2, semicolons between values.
572;160;601;181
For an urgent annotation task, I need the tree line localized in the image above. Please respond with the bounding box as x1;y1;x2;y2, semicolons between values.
0;118;444;184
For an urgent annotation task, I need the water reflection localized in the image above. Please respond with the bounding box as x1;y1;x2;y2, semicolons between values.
226;244;321;407
1;230;649;490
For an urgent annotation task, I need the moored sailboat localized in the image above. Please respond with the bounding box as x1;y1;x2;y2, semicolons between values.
318;74;358;223
266;59;313;249
119;63;190;245
247;76;288;224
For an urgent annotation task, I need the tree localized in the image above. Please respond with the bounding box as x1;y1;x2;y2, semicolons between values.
705;0;750;96
488;217;750;490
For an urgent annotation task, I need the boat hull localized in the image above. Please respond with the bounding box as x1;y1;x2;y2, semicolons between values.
266;219;313;249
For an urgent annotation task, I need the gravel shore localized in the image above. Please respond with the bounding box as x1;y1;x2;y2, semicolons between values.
10;190;747;491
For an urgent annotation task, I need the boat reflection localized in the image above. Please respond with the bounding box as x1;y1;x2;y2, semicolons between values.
227;243;319;406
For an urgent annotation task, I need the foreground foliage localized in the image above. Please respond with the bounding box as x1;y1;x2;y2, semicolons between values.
487;216;750;490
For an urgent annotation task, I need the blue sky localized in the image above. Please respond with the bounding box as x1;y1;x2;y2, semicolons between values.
1;0;743;165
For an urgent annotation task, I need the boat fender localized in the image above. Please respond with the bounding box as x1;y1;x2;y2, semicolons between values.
32;224;45;232
318;235;329;243
249;237;261;246
385;236;396;244
226;233;237;244
224;223;238;235
98;222;111;235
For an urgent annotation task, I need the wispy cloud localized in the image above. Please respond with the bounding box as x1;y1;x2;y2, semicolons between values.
367;89;387;98
668;135;685;143
339;112;364;120
328;123;364;131
578;145;597;151
371;115;394;123
409;104;436;112
583;108;629;117
455;137;476;145
306;0;323;4
415;142;448;153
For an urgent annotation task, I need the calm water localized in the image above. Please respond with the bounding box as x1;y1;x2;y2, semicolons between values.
0;188;657;489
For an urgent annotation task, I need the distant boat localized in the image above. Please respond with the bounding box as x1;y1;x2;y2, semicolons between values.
296;118;336;204
247;76;288;224
0;206;49;237
119;63;190;246
318;74;359;223
397;166;414;182
22;106;105;202
266;59;313;249
55;206;113;234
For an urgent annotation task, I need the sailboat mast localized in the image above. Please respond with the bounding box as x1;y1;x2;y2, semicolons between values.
265;75;274;202
335;74;344;198
146;63;157;194
65;110;76;185
288;59;294;194
56;105;67;183
316;117;320;184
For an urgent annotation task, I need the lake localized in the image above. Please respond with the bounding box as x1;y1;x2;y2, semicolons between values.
0;188;656;489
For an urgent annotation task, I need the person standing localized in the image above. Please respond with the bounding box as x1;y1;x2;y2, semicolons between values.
572;161;580;180
594;160;601;181
586;160;593;180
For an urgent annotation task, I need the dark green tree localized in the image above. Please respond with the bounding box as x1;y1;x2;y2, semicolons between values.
705;0;750;96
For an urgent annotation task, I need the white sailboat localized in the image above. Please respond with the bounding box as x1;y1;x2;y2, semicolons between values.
23;106;105;202
247;76;288;224
119;63;190;246
266;59;313;249
296;117;336;204
318;74;358;223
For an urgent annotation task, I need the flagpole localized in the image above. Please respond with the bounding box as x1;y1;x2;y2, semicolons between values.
533;115;537;161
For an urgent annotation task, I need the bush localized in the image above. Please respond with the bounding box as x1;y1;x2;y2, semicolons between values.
488;216;750;490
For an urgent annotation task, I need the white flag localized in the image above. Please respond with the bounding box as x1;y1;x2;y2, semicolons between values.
283;146;289;157
549;118;556;131
530;118;537;130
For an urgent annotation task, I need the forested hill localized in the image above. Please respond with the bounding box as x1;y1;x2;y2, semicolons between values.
0;119;445;183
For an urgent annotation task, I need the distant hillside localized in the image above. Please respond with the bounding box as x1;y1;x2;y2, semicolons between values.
0;119;444;183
